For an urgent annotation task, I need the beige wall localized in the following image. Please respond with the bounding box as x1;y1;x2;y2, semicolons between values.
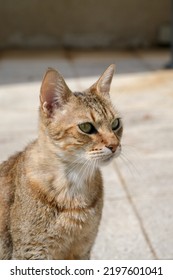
0;0;171;49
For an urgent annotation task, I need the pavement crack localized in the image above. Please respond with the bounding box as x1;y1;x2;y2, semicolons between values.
113;161;158;259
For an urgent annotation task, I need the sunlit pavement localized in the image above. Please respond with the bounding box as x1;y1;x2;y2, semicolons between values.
0;49;173;259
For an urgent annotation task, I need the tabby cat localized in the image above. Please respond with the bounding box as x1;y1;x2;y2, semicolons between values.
0;64;123;259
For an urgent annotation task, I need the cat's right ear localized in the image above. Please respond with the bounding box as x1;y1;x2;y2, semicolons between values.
40;68;71;117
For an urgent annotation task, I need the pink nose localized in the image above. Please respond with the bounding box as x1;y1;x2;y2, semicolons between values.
105;144;118;153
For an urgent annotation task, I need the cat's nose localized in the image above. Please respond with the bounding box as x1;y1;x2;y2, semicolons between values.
106;144;118;153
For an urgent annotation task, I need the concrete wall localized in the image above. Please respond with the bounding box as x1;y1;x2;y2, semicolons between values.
0;0;171;49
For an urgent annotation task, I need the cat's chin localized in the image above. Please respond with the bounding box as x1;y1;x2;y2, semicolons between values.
99;150;121;166
99;156;114;166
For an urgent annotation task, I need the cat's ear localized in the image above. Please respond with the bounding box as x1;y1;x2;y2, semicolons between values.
40;68;71;116
90;64;115;96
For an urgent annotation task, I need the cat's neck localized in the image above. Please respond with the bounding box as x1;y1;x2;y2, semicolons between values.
25;135;99;209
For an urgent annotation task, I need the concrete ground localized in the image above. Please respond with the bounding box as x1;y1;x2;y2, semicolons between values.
0;49;173;259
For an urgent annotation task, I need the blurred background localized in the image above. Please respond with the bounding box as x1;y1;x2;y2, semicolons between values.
0;0;171;50
0;0;173;260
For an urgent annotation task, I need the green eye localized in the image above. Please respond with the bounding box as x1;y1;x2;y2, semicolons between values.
112;118;121;131
78;122;96;134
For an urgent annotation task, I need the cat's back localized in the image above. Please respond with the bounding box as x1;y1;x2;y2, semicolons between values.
0;152;22;259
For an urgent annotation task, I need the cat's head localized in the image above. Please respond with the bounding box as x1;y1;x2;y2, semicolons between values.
39;65;123;166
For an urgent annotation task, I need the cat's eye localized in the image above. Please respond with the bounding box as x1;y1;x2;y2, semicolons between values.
78;122;97;134
112;118;121;131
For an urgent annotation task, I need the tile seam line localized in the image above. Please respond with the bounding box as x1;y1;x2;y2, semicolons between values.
113;161;158;259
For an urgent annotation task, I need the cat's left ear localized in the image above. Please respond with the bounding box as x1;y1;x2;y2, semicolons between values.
90;64;115;96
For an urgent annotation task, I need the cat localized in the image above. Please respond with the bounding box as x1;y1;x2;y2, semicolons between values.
0;64;123;260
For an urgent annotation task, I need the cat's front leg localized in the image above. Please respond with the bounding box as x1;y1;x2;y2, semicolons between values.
12;245;50;260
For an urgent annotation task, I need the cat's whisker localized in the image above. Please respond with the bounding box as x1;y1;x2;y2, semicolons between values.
73;164;85;188
66;158;87;187
121;143;142;158
117;152;141;178
65;158;82;174
88;159;95;181
93;158;99;176
78;159;92;187
122;143;144;174
78;160;88;187
54;157;83;185
88;158;96;181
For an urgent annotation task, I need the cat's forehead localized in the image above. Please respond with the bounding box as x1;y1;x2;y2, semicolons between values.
72;91;118;121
